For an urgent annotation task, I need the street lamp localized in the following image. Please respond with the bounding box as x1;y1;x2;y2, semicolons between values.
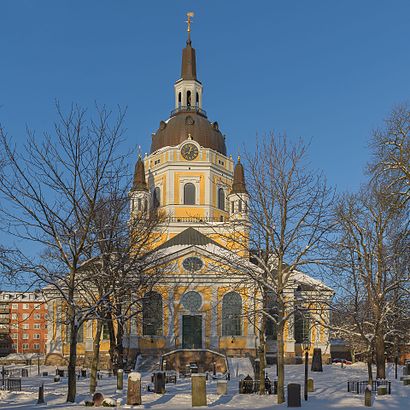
302;336;311;401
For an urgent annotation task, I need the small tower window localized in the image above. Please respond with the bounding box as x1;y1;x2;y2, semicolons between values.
196;92;199;107
144;199;148;211
217;188;225;211
184;183;196;205
137;198;142;211
238;200;242;212
178;92;182;108
153;187;161;208
231;201;235;213
187;90;191;107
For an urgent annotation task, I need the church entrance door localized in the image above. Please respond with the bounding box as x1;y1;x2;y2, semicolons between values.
182;315;202;349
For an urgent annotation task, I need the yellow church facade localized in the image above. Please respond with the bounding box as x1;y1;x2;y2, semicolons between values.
46;22;333;366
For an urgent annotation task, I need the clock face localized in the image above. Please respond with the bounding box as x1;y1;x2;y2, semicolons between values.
181;143;199;160
182;256;203;272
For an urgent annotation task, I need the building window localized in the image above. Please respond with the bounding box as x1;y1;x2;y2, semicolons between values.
22;314;29;320
33;334;40;340
11;333;18;339
142;291;163;336
22;333;29;340
231;201;234;213
34;323;41;329
238;200;242;212
34;304;41;310
33;343;40;350
137;198;142;211
22;343;29;349
217;188;225;211
187;90;191;107
22;324;29;330
11;324;18;329
153;187;161;208
294;310;311;343
12;344;17;350
178;92;182;107
34;313;41;320
12;314;17;320
23;303;29;310
102;323;110;340
196;92;199;107
12;304;18;310
184;183;196;205
77;322;84;343
222;292;242;336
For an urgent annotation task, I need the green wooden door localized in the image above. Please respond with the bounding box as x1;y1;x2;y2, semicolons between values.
182;315;202;349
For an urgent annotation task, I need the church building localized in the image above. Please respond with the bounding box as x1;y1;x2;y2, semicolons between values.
46;16;333;367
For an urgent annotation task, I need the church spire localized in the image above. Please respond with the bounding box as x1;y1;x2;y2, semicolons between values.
132;155;148;191
181;11;197;81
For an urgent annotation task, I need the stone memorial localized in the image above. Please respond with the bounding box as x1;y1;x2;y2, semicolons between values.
192;373;207;407
53;375;60;383
287;383;301;407
153;371;166;394
377;386;387;395
21;368;29;377
403;367;408;376
117;369;123;391
217;380;228;395
127;372;142;406
307;378;314;392
311;348;323;372
92;392;104;406
365;386;372;406
37;383;45;404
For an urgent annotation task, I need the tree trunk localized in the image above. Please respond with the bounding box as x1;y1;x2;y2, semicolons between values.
107;316;117;375
375;332;386;379
258;327;266;394
116;318;125;370
90;320;103;394
367;354;373;384
276;320;285;404
67;320;78;403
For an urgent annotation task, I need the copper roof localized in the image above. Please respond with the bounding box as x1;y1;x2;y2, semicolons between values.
181;39;197;81
157;227;221;250
231;158;248;194
132;156;148;191
150;111;227;155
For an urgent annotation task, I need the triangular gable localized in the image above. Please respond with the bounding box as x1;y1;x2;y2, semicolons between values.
157;227;222;250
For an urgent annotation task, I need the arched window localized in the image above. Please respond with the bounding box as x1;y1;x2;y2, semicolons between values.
137;198;142;211
222;292;242;336
238;200;242;212
294;310;310;343
217;188;225;211
184;183;196;205
231;201;235;213
265;292;278;340
153;187;161;208
187;90;192;107
143;291;163;336
196;92;199;107
178;92;182;107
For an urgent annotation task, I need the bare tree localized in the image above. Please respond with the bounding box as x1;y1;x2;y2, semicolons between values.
328;182;408;380
0;104;125;402
218;134;334;402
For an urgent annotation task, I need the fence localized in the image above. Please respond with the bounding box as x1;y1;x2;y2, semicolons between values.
347;380;391;394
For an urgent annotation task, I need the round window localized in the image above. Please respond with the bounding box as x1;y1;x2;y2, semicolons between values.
181;291;202;312
182;256;203;272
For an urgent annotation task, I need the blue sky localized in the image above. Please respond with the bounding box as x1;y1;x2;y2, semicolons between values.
1;0;409;193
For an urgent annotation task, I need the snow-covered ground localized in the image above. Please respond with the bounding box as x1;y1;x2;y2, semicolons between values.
0;362;408;409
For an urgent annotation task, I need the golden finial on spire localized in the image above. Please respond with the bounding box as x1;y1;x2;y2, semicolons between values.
186;11;194;33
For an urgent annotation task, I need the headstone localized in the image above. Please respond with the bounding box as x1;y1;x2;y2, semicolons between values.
21;368;29;377
191;374;207;407
81;368;87;378
37;383;45;404
127;372;142;406
406;361;410;374
117;369;123;391
254;359;260;380
42;372;48;377
307;378;314;392
403;377;410;386
377;386;387;395
365;386;372;406
311;348;323;372
273;380;278;395
217;380;228;395
287;383;301;407
153;371;166;394
53;375;60;383
403;367;408;376
92;392;104;406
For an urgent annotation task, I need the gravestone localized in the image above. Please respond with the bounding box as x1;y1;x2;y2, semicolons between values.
217;380;228;395
117;369;123;391
287;383;301;407
364;386;372;406
377;386;387;395
127;372;142;406
403;377;410;386
192;374;207;407
307;378;314;392
273;380;278;395
37;383;45;404
254;359;260;380
21;368;29;377
153;371;166;394
42;372;48;377
406;361;410;374
403;367;408;376
92;392;104;406
81;368;87;378
53;375;60;383
311;348;323;372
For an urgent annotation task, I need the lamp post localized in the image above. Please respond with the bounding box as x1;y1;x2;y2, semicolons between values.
302;336;311;401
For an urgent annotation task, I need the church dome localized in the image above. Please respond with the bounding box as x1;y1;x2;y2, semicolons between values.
150;110;227;155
